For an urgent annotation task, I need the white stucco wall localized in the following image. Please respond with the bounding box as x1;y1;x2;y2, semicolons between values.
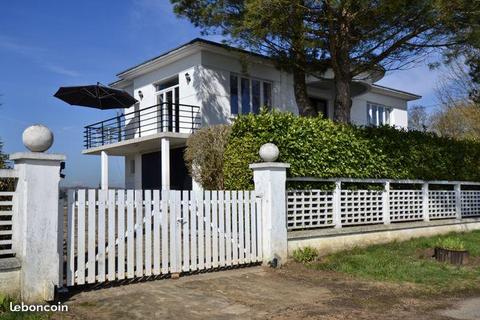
351;91;409;128
198;50;297;125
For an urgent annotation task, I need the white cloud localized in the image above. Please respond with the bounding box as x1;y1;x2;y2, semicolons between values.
45;65;80;77
0;36;47;56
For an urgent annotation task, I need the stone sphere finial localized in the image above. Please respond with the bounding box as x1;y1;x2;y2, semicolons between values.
22;124;54;152
259;143;279;162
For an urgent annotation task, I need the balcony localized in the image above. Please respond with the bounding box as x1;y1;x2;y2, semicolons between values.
84;103;200;149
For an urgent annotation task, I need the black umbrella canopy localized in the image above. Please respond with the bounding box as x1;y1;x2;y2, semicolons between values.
54;83;137;109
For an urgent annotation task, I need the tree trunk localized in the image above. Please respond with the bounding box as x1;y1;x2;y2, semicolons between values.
333;73;352;123
293;67;317;116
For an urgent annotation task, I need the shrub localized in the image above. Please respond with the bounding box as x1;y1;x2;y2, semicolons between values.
184;125;231;189
436;237;466;251
292;247;319;263
223;110;480;189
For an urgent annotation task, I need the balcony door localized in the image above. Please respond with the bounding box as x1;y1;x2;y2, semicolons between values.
155;76;180;132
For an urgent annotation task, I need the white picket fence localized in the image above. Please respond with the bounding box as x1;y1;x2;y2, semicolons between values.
64;189;262;286
286;178;480;231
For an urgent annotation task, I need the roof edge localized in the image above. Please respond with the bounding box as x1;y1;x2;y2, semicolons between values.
115;38;271;78
370;84;421;101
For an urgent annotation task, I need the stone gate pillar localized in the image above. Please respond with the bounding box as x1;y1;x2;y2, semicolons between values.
11;125;65;302
250;143;289;267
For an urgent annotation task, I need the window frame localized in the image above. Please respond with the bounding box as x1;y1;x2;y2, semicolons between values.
230;73;273;115
367;101;392;126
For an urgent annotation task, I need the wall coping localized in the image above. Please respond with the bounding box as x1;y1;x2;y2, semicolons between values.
288;218;480;240
249;162;290;170
10;152;66;161
0;257;21;272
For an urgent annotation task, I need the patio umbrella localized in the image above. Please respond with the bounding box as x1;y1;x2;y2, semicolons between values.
53;82;137;109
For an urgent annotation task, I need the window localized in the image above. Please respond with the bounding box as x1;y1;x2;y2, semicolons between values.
367;102;391;126
252;80;261;114
155;76;179;92
230;74;273;115
241;78;250;115
263;82;272;108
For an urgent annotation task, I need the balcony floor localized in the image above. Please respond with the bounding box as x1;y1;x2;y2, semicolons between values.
82;132;191;156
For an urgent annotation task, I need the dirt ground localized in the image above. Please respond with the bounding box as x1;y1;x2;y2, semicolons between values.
55;263;479;320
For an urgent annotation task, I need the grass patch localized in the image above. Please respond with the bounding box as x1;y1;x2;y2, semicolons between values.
292;247;319;264
311;231;480;292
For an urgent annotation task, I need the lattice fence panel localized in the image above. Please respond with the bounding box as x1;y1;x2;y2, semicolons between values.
389;190;423;222
286;190;334;230
340;190;383;226
461;191;480;217
428;191;456;219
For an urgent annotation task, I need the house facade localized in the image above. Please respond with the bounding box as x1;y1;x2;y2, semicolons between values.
82;38;421;190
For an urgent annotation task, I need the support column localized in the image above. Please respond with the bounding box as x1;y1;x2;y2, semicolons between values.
250;162;290;267
422;182;430;222
10;152;65;302
161;137;170;190
333;181;342;229
101;151;108;190
455;183;462;220
383;181;391;225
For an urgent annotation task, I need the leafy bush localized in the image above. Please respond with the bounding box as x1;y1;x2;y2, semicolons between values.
223;110;480;189
436;237;466;251
292;247;319;263
184;125;231;190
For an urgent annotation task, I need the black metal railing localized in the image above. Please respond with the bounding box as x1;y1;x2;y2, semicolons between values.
84;102;201;149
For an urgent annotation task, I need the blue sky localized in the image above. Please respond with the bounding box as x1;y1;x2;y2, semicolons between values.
0;0;444;187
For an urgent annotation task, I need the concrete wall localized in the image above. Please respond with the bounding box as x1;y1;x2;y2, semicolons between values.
0;258;21;297
0;270;20;297
288;219;480;256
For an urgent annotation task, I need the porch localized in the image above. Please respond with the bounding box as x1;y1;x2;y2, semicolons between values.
83;102;201;150
82;102;200;190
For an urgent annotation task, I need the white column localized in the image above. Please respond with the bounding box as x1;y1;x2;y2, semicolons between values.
10;152;65;302
333;181;342;228
383;181;391;225
455;183;462;220
249;162;290;266
161;137;170;190
422;182;430;222
101;151;108;190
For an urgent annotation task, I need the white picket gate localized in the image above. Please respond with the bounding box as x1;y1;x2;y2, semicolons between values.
63;189;262;287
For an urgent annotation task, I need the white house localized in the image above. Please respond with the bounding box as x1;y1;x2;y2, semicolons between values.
82;38;421;190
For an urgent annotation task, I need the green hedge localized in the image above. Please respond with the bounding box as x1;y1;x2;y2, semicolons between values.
223;110;480;189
